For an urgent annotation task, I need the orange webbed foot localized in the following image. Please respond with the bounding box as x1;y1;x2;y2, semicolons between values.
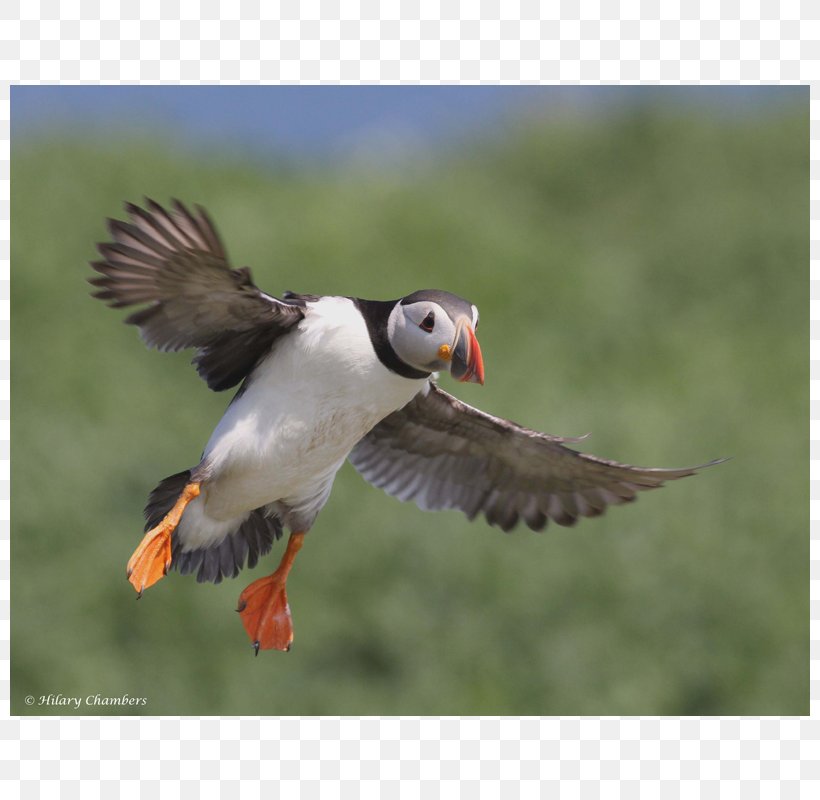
237;574;294;654
126;523;172;596
126;481;200;596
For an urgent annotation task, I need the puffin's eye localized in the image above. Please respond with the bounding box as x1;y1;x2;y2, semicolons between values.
419;311;435;333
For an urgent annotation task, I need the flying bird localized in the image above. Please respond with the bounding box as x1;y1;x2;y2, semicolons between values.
90;199;722;654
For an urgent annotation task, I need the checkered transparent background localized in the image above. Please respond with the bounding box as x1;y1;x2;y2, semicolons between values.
1;1;818;796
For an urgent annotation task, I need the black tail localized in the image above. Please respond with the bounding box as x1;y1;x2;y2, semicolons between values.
144;470;283;584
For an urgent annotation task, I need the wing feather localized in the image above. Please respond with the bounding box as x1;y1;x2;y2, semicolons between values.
90;199;305;390
349;382;724;532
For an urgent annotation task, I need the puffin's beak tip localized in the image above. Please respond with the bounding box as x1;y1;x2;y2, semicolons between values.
454;323;485;385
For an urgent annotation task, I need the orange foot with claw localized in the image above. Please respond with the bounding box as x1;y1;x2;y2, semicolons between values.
126;481;200;596
126;525;173;596
238;574;294;654
237;531;305;654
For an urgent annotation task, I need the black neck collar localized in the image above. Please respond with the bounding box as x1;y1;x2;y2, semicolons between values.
353;298;431;381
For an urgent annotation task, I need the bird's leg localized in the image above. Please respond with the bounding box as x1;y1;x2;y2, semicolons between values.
237;531;306;654
126;482;201;596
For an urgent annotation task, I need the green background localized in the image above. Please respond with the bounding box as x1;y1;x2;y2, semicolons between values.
12;96;807;715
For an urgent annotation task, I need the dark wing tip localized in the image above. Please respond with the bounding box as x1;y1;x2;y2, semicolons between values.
669;456;732;478
703;456;731;468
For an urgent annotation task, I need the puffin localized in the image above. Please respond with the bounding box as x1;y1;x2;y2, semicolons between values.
90;199;722;654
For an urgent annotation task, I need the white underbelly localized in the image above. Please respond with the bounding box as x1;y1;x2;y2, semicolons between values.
201;396;396;519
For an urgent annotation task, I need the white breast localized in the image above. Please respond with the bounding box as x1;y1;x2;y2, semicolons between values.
198;296;426;522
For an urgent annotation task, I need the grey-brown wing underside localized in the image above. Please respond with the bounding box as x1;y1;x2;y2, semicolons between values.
349;382;722;532
89;198;305;391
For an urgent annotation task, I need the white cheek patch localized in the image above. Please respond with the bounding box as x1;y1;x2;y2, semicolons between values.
387;302;429;367
388;301;458;371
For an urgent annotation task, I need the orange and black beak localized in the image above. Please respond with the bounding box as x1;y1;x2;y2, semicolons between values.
450;319;485;385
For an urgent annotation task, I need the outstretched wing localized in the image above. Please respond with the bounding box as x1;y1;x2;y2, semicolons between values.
349;382;722;532
89;199;305;391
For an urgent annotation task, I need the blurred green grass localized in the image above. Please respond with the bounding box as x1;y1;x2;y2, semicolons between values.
12;101;807;715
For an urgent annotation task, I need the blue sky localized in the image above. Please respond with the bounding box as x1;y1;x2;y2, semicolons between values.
12;85;803;163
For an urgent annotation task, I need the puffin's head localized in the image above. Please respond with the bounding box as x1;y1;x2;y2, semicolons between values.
387;290;484;384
